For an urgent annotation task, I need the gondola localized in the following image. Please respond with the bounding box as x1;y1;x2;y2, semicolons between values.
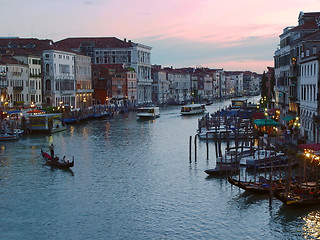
41;149;74;168
274;189;320;207
227;176;282;194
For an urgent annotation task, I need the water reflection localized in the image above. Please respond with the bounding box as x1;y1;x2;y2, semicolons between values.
303;210;320;239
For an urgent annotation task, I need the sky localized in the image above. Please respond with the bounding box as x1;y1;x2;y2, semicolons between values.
1;0;319;73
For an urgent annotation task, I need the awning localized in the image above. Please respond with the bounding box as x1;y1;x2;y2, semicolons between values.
6;110;22;114
298;144;320;151
282;116;295;122
27;109;45;114
253;119;280;127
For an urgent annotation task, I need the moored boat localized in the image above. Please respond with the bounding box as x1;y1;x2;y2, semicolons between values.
274;190;320;207
29;114;67;134
0;132;19;141
240;149;286;167
204;164;238;176
228;176;282;194
41;149;74;168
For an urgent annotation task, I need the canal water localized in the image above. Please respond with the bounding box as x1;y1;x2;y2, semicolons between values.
1;96;319;240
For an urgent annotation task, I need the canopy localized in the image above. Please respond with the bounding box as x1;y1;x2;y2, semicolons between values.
27;109;45;114
253;119;280;127
6;110;22;114
282;116;295;122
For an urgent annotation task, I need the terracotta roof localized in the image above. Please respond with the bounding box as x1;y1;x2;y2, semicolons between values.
0;56;25;65
0;37;54;49
56;37;134;49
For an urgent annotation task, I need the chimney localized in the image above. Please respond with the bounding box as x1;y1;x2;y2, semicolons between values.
124;38;127;43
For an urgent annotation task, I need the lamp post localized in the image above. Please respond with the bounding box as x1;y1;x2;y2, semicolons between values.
264;108;268;137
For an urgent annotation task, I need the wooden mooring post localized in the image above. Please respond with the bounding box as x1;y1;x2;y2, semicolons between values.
206;132;209;160
189;136;192;163
194;135;197;163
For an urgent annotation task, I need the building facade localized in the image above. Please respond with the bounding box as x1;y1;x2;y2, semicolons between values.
42;50;76;108
56;37;152;105
75;54;93;109
13;54;42;108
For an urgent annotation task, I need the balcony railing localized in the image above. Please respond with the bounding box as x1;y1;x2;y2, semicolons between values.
13;86;23;91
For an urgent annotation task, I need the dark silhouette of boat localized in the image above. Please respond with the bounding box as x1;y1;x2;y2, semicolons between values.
274;187;320;207
227;176;283;194
41;149;74;168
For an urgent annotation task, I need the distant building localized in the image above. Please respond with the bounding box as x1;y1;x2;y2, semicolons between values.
56;37;152;105
92;64;137;107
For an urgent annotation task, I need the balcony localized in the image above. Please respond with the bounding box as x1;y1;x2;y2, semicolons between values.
13;86;23;91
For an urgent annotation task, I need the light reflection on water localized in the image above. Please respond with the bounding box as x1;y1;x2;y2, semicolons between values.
1;96;318;239
303;210;320;239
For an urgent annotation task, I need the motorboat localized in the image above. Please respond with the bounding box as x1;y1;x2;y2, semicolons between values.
240;149;286;168
180;104;206;115
0;132;19;141
137;106;160;119
216;149;242;164
198;128;235;140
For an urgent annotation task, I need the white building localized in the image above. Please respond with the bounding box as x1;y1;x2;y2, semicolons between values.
167;69;191;104
6;60;29;108
43;50;76;108
75;54;93;109
13;55;42;107
299;55;319;142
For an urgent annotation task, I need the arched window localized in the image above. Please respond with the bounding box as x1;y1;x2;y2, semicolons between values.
45;64;49;73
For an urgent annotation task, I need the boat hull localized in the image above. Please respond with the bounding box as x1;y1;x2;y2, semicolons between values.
41;149;74;168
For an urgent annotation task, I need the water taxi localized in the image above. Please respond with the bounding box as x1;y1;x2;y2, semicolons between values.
180;104;206;115
29;113;67;134
136;107;160;119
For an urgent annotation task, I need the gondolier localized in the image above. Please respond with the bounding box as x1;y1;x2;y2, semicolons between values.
49;143;54;159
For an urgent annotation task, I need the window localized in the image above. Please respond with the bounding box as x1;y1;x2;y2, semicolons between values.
45;54;49;58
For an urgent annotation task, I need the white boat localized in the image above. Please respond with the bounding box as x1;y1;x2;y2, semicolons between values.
0;132;19;141
217;150;243;164
198;128;235;140
137;107;160;119
29;113;67;133
0;123;19;141
240;149;286;167
180;104;206;115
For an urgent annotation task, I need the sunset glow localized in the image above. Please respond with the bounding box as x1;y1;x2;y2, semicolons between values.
1;0;319;73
